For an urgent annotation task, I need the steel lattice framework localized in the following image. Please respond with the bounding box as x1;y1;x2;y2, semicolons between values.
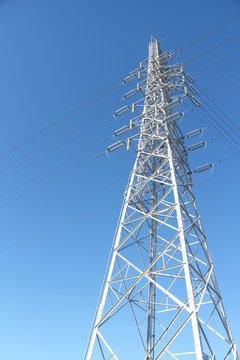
84;37;238;360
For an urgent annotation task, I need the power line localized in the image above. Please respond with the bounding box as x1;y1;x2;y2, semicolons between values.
0;31;237;180
0;174;127;237
191;46;240;75
198;85;240;136
0;134;113;200
0;149;107;209
0;31;239;217
184;104;240;156
202;68;240;91
0;63;238;182
0;80;239;204
0;82;122;164
0;113;114;183
187;100;240;155
0;162;128;227
194;85;240;149
0;98;122;178
183;32;240;65
178;12;240;53
0;199;121;255
0;12;238;174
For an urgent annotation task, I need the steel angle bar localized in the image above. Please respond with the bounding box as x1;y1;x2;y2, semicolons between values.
165;350;179;360
160;227;207;269
156;213;178;220
107;286;149;320
117;252;191;313
185;244;208;267
189;264;220;299
96;334;107;360
128;166;171;205
98;236;189;329
224;345;235;360
156;265;187;310
97;332;119;360
134;173;172;187
154;313;193;360
184;211;206;240
188;239;201;245
205;292;233;341
121;223;135;234
140;150;169;159
115;259;148;351
183;216;204;239
197;265;213;311
115;238;149;257
199;318;230;343
98;294;139;328
122;213;148;226
198;324;215;357
127;205;179;231
172;351;196;356
153;273;188;280
181;209;196;219
109;285;121;301
147;303;191;359
108;262;129;282
109;274;143;284
162;251;184;266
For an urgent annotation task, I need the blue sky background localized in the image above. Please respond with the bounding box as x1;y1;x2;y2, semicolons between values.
0;0;239;359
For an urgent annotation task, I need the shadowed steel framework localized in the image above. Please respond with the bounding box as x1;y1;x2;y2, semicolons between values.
84;37;238;360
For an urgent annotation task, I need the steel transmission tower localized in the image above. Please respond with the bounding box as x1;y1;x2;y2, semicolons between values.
84;37;238;360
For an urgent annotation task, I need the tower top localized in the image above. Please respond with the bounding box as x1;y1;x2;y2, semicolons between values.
149;35;162;58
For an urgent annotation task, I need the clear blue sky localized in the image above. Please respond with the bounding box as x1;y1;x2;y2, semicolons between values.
0;0;239;359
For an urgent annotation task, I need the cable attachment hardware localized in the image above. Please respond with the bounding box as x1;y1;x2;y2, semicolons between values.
185;73;195;83
129;119;133;130
163;98;182;111
188;141;206;151
194;163;213;173
165;112;183;123
123;74;137;84
186;128;203;138
190;96;201;107
107;141;125;152
169;50;178;59
114;105;130;118
123;89;138;100
187;84;198;95
114;126;129;137
126;138;131;151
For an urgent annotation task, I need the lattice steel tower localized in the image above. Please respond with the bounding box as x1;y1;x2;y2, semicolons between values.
84;37;238;360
